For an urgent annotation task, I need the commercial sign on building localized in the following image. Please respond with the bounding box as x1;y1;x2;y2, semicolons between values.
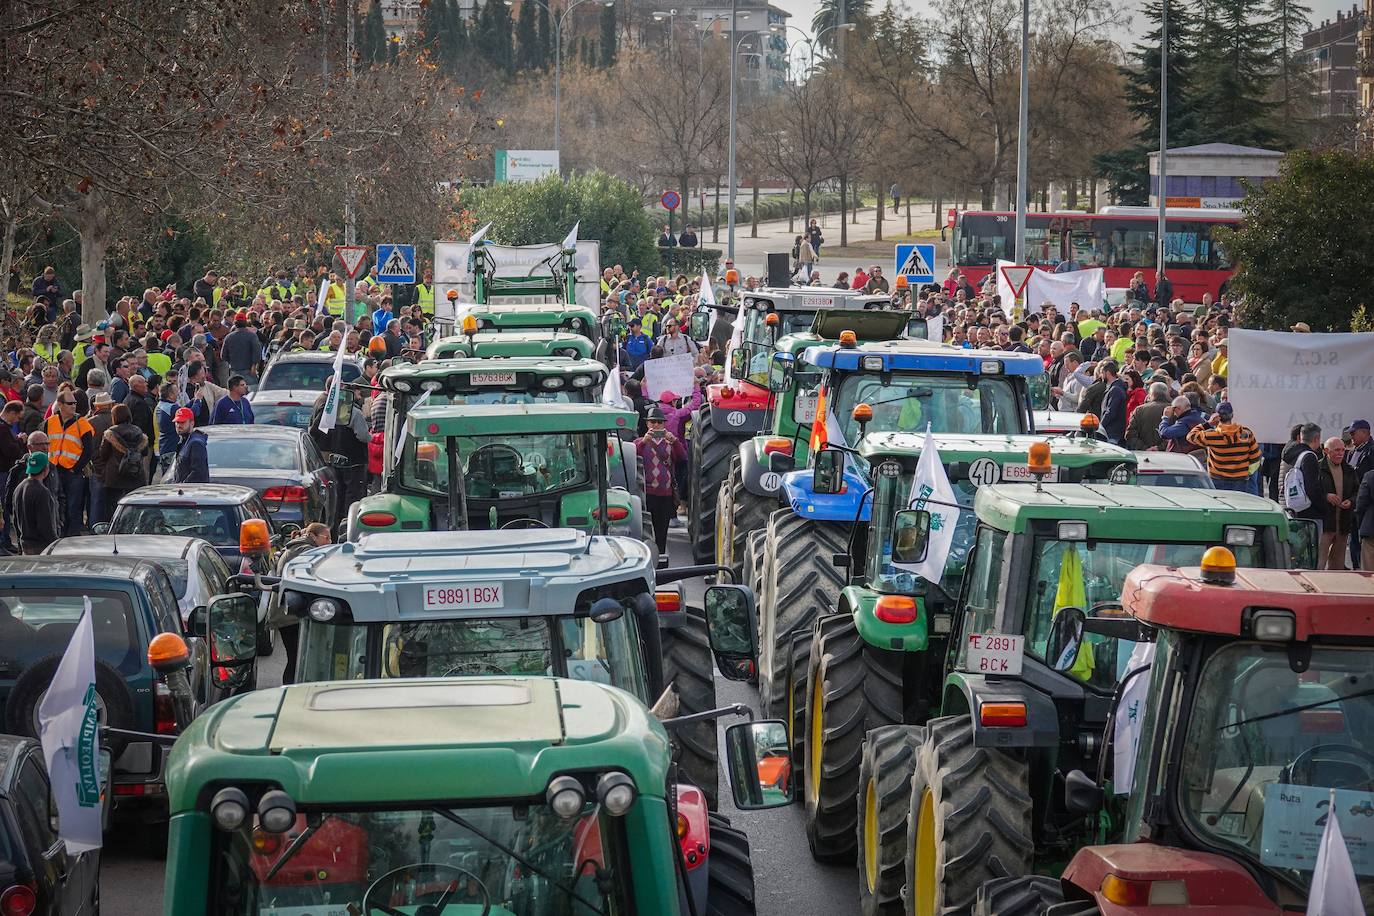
494;149;560;183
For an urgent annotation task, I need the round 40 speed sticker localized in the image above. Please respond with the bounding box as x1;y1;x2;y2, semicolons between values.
967;457;1001;488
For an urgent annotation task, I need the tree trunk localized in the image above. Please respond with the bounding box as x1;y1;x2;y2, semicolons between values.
751;183;759;238
934;190;943;234
875;180;884;242
1067;179;1078;210
0;211;17;312
1090;179;1098;212
838;174;848;249
905;196;911;235
802;188;812;227
74;190;111;325
787;187;795;233
980;184;992;209
851;183;859;224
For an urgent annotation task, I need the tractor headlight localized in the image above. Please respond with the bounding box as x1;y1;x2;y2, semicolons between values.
392;380;413;393
421;380;444;392
1224;526;1256;547
257;790;297;834
596;772;637;816
546;775;586;818
1250;609;1296;641
571;375;594;388
541;377;566;390
308;598;340;623
211;787;250;831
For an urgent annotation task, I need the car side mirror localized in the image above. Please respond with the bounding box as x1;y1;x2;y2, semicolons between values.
891;509;932;564
1064;768;1104;815
704;585;757;682
724;720;793;809
207;592;258;667
812;447;844;496
91;522;111;535
1047;606;1085;673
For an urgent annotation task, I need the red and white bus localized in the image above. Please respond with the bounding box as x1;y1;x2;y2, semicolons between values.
949;206;1241;304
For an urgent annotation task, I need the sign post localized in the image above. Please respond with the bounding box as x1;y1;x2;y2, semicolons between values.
661;189;681;274
336;245;370;325
999;264;1035;319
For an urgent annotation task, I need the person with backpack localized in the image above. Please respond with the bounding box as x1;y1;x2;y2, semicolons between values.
1186;401;1261;493
1281;423;1325;537
97;403;149;513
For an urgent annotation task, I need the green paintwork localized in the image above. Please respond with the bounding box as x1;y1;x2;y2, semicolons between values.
407;403;636;439
843;585;930;652
426;331;594;360
974;482;1287;536
855;433;1137;467
354;491;430;531
460;302;597;335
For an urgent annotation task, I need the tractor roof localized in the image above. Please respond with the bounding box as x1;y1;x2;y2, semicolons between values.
773;309;918;354
1123;567;1374;639
858;433;1136;471
407;403;635;437
164;677;671;812
459;302;595;321
381;357;606;390
974;483;1287;536
741;288;893;312
426;330;594;360
279;530;653;618
805;340;1045;375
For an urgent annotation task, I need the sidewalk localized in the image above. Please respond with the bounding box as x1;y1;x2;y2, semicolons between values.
688;204;947;280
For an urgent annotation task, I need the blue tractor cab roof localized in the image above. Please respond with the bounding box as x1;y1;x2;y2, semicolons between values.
803;340;1045;376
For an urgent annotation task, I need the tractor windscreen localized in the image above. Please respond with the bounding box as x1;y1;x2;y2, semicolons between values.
868;473;976;595
1022;539;1263;689
1177;643;1374;904
831;373;1023;441
209;802;631;915
399;431;595;499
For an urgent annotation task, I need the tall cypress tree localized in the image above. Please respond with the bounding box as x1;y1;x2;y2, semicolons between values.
537;4;552;70
362;0;388;66
599;1;617;67
492;0;516;73
1191;0;1281;145
1270;0;1314;128
515;0;540;70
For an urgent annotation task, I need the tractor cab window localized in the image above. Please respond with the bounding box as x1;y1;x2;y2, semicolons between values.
952;525;1005;668
409;390;576;409
868;471;976;595
208;801;632;915
831;373;1022;442
400;431;595;499
1023;539;1263;690
1178;643;1374;906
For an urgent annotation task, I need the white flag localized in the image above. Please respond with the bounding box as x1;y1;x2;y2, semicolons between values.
38;598;103;854
469;222;492;246
562;221;579;251
1308;790;1365;916
393;389;433;462
924;313;945;344
894;428;960;583
698;269;716;308
1111;641;1156;796
316;339;349;434
175;362;189;408
316;276;331;317
601;365;631;410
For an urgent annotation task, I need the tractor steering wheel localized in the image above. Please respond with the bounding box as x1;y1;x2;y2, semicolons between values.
1281;743;1374;791
362;863;490;916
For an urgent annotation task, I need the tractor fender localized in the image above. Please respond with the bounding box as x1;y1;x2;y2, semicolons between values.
778;465;872;523
633;592;666;699
1062;844;1282;914
350;492;430;539
736;438;788;498
705;387;768;436
943;672;1060;749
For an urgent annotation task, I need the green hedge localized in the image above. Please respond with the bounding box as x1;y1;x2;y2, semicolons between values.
655;247;722;276
667;190;867;231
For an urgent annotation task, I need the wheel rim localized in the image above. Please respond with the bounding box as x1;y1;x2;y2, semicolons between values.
807;674;824;807
863;776;879;893
914;788;937;916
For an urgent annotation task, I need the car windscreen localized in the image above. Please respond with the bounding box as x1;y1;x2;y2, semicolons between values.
1137;471;1214;489
112;505;240;546
206;437;301;471
259;360;360;391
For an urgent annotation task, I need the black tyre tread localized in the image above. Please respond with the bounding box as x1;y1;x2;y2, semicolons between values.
803;616;901;862
758;514;847;716
858;725;926;916
706;817;757;916
4;656;136;757
904;716;1034;916
723;457;774;580
689;407;737;565
743;529;766;603
973;876;1065;916
785;631;810;789
661;609;720;809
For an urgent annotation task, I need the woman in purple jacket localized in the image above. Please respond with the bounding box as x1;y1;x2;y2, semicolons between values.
636;405;686;554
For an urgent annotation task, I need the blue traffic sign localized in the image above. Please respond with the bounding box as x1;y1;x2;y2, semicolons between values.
376;243;417;284
895;244;936;285
660;190;681;211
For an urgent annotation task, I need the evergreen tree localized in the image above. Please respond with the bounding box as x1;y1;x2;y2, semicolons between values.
538;4;552;70
362;0;388;66
417;0;441;58
1269;0;1314;126
599;2;617;67
515;0;540;70
443;0;469;75
1191;0;1282;145
492;0;516;73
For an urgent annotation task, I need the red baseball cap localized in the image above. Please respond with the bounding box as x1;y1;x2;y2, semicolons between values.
235;311;249;321
160;329;174;341
173;407;195;423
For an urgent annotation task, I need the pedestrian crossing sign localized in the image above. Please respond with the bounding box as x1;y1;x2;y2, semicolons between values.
895;243;936;285
377;243;417;284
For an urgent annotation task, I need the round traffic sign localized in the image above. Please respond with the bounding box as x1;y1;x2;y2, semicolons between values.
661;190;681;211
968;457;1001;488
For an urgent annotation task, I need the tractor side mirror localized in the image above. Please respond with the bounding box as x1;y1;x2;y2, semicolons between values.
207;593;258;667
730;347;748;380
891;509;932;564
1064;768;1104;815
1286;517;1319;570
1047;606;1085;673
704;585;757;682
724;720;793;809
812;447;844;495
768;354;793;393
688;309;711;340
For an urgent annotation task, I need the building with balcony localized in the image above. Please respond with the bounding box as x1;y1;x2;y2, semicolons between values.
1304;6;1365;118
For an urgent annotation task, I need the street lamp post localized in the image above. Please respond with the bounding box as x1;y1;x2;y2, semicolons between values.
773;22;856;75
1157;0;1169;288
509;0;615;155
1012;0;1030;267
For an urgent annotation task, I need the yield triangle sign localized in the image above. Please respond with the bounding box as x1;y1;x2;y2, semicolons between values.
1000;265;1035;298
336;245;370;279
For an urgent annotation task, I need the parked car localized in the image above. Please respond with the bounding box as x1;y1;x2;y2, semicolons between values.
167;427;340;531
0;556;256;810
42;535;272;659
1132;450;1214;488
102;484;276;567
0;735;103;914
245;391;318;430
256;349;364;393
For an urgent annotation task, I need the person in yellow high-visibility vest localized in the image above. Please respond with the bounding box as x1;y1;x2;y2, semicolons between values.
416;268;435;317
324;272;347;317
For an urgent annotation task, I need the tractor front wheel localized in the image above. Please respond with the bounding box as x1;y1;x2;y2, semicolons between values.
903;716;1034;916
662;608;720;809
858;725;925;916
688;407;735;565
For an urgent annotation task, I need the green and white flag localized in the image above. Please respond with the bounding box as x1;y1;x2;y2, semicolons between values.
895;428;960;583
316;340;349;434
38;597;103;853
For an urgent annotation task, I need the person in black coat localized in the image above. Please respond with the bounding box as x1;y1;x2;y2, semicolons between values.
1099;360;1128;445
13;453;60;554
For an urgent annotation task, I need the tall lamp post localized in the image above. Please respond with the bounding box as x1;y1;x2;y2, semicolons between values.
509;0;615;154
1012;0;1030;266
1157;0;1169;290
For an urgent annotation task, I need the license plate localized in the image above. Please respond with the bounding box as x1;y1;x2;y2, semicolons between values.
793;392;819;424
470;371;516;385
966;633;1024;675
1000;463;1059;483
422;583;504;611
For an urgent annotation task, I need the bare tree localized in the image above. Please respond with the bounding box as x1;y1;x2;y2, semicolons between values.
741;79;837;225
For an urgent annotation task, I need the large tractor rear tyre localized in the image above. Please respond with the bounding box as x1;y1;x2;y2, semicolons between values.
661;608;720;809
802;616;901;862
973;876;1074;916
689;407;736;565
757;514;848;718
706;813;757;915
742;529;766;610
716;456;774;582
904;716;1034;916
858;725;925;916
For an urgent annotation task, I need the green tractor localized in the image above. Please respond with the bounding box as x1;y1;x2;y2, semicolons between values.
276;527;734;808
426;329;595;361
348;404;644;543
686;288;917;565
161;674;793;914
710;309;919;586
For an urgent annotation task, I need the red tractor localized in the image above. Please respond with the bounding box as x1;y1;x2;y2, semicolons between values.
975;552;1374;915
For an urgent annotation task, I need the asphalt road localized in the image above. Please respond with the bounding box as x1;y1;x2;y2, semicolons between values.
101;523;855;914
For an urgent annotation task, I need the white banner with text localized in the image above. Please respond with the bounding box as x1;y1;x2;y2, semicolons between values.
1227;329;1374;443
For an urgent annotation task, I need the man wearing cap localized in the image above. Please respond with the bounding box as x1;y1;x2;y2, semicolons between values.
1187;401;1262;493
13;453;59;554
172;407;209;484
